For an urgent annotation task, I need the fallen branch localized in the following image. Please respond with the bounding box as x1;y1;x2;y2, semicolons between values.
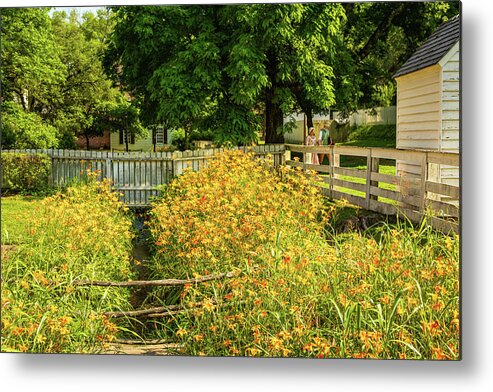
104;298;245;318
104;304;186;318
111;338;177;345
73;271;236;287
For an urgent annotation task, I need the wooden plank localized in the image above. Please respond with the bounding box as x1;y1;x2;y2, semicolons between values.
330;189;367;209
286;160;304;168
369;186;421;207
370;172;420;187
369;199;397;216
333;145;368;157
333;166;367;179
303;163;331;173
370;147;424;162
332;178;367;193
427;151;459;166
428;216;459;234
425;181;460;199
425;199;459;218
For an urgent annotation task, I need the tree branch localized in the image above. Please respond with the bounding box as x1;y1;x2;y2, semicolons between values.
357;3;407;61
72;271;237;287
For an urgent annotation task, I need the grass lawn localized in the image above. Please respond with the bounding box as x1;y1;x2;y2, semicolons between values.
1;195;43;245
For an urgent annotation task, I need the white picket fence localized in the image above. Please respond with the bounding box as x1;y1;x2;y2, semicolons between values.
3;145;285;207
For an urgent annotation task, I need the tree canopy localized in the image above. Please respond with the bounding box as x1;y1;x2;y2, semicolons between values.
106;2;459;145
1;7;144;150
105;4;346;146
1;3;460;149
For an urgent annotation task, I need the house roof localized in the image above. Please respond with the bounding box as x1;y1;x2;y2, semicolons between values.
393;15;460;78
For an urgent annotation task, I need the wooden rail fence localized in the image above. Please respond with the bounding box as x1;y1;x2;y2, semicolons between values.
285;144;460;234
2;144;459;232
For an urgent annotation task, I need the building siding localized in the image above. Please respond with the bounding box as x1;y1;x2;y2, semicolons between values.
439;42;460;190
110;130;155;152
396;64;442;182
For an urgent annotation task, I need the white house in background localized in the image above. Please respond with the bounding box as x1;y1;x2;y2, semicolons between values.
110;126;171;151
393;15;460;192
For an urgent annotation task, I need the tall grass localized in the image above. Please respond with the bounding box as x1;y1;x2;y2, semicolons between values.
1;172;135;353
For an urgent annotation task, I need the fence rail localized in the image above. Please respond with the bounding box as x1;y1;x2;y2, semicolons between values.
2;145;460;233
3;145;285;207
285;144;460;234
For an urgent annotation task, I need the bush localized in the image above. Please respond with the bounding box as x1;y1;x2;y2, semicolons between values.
1;174;135;353
2;102;60;149
347;124;396;142
1;152;51;194
147;151;459;359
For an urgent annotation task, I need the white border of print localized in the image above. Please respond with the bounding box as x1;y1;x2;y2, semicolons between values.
1;1;492;392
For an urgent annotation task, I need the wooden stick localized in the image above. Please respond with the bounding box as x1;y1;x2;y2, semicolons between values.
111;338;177;345
104;303;198;318
73;271;236;288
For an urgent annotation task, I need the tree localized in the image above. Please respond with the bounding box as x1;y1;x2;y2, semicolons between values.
105;4;346;145
2;101;59;149
50;9;131;149
334;1;461;113
1;8;65;114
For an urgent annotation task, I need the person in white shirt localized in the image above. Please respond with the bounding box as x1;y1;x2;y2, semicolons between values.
318;127;332;165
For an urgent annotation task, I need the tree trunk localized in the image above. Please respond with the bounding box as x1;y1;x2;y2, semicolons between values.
85;134;90;150
305;106;314;129
264;89;284;144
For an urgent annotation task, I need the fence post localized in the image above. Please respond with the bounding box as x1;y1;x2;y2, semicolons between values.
365;150;371;209
328;145;335;198
419;153;428;213
370;155;380;205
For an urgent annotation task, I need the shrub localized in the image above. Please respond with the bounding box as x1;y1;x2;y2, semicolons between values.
347;124;396;143
1;102;59;149
1;152;52;194
1;173;135;353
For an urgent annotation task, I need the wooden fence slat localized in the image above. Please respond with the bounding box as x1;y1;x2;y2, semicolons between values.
333;166;367;179
332;178;367;193
425;181;460;199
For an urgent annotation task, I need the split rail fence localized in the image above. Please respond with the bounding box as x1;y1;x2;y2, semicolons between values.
285;144;460;234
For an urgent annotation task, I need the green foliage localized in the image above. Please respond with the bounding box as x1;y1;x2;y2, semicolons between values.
50;9;136;147
106;4;346;144
337;1;460;112
0;8;66;112
1;102;60;149
1;8;140;149
347;124;396;143
1;152;51;194
1;176;135;353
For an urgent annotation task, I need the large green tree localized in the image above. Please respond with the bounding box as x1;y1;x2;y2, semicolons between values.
50;9;145;149
105;4;346;145
1;7;144;150
334;1;460;114
1;7;64;148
